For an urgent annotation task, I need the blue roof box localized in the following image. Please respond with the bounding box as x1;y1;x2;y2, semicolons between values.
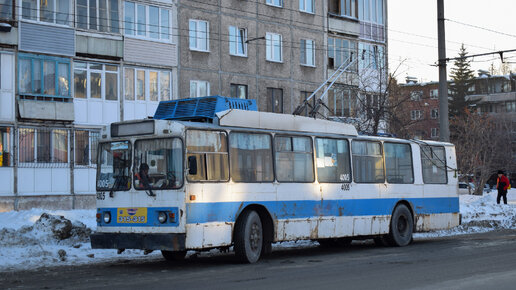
153;96;258;121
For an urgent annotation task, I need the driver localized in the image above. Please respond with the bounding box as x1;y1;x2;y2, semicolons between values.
135;163;151;189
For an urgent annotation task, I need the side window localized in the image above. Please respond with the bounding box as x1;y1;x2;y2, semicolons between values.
275;136;314;182
384;142;414;184
186;130;229;181
421;145;447;184
352;140;384;183
230;132;273;182
315;138;351;183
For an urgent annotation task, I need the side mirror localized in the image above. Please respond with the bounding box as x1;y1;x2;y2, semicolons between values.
188;156;197;175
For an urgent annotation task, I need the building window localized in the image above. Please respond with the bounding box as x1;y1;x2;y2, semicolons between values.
410;90;422;101
0;0;13;20
229;26;247;56
0;127;11;167
410;110;422;120
19;54;71;99
266;33;282;62
359;0;383;24
124;1;170;41
266;0;283;8
506;101;516;113
431;128;438;138
300;39;315;67
359;43;385;70
328;37;357;70
329;0;356;18
230;84;248;99
123;68;172;101
18;128;69;166
75;130;99;166
189;19;209;51
430;89;438;99
299;0;314;13
190;80;210;98
431;108;438;119
267;87;283;113
21;0;71;25
77;0;119;32
328;87;356;117
74;62;119;100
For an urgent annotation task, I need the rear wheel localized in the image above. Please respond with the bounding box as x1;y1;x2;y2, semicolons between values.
388;204;413;247
161;250;187;261
234;210;263;263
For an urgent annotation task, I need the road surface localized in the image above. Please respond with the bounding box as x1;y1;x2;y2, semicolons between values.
3;230;516;289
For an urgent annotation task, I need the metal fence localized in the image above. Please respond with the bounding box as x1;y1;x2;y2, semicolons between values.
13;127;100;168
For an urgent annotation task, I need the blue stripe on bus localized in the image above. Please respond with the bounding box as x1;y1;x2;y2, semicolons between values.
185;197;459;224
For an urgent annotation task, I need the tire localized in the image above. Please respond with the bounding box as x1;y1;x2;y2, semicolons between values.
388;204;414;247
161;250;187;261
234;210;263;263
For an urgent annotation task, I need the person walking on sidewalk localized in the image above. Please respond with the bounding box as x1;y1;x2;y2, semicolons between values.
496;170;510;204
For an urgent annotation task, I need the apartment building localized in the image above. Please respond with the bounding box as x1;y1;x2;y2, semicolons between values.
0;0;178;210
0;0;388;210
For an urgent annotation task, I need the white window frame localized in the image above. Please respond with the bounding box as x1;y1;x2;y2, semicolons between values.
190;80;210;98
299;0;314;13
123;67;172;102
266;32;282;63
431;108;438;119
229;26;247;57
20;0;72;26
77;0;120;33
73;62;119;101
430;89;438;99
123;1;171;42
266;0;283;8
411;110;422;120
410;91;422;101
189;19;209;52
431;128;438;138
18;128;70;166
300;39;315;67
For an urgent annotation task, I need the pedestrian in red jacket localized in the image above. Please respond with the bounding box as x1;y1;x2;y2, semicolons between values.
496;170;510;204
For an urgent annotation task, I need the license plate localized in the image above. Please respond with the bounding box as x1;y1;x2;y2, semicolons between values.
117;208;147;224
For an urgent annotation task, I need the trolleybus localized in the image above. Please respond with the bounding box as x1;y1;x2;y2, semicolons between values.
91;96;460;263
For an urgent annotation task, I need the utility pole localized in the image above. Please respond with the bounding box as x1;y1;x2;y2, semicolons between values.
437;0;450;142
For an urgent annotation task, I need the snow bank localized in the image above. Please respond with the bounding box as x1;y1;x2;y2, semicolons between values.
1;189;516;272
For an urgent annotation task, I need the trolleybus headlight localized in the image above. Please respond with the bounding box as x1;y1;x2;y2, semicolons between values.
103;212;111;223
158;212;167;223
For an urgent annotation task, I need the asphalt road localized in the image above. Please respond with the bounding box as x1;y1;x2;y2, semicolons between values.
3;230;516;290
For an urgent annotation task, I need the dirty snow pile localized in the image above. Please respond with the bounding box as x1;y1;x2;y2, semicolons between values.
0;189;515;272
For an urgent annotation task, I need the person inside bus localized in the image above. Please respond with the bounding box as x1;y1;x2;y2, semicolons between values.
135;163;151;190
497;170;510;205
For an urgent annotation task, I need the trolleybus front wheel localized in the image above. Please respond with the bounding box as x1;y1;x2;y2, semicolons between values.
234;210;263;263
388;204;413;247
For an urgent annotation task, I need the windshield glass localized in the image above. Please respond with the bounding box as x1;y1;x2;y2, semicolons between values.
134;138;183;190
97;141;132;191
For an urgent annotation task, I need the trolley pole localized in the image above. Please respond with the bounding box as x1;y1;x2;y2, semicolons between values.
437;0;450;142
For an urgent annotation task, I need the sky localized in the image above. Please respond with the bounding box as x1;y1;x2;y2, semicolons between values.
388;0;516;83
1;190;516;272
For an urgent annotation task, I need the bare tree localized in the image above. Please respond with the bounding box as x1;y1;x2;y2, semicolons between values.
450;109;512;195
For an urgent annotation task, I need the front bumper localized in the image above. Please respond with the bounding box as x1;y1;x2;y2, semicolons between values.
91;233;186;251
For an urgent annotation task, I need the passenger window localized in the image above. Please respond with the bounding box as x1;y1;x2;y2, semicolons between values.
229;132;274;182
421;145;447;184
384;142;414;184
186;130;229;181
352;140;384;183
274;136;314;182
315;138;351;183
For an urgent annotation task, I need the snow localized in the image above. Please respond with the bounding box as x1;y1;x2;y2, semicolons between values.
1;190;516;272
